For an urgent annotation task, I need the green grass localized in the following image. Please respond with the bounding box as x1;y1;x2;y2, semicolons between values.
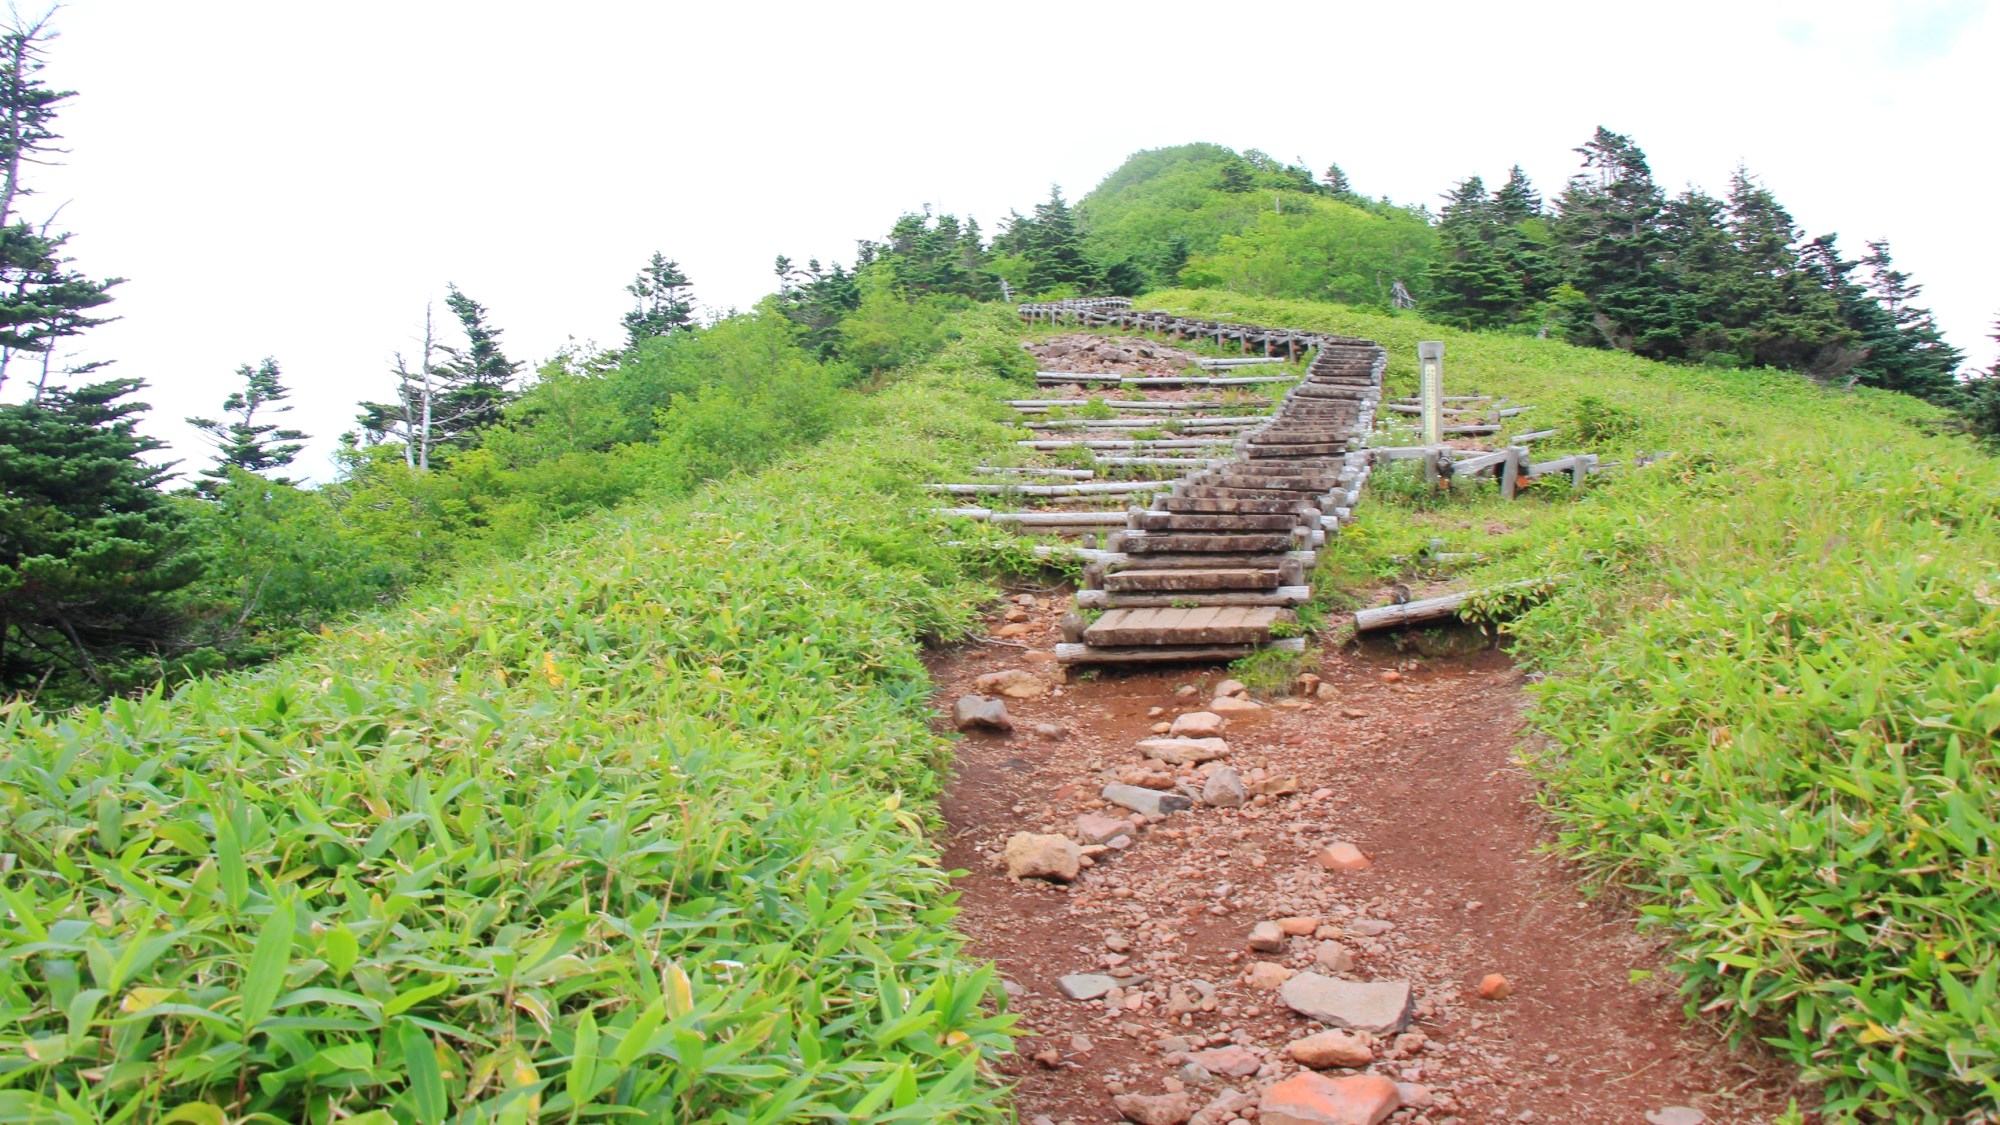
1147;290;2000;1121
0;313;1032;1122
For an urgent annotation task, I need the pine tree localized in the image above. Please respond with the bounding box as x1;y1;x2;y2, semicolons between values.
0;378;199;697
0;11;118;396
435;285;521;436
623;252;696;346
186;358;308;495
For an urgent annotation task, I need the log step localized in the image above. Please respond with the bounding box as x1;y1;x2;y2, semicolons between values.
1120;532;1296;554
1157;496;1313;514
1136;511;1300;532
1054;636;1307;665
1247;442;1351;458
1083;605;1289;646
1075;586;1312;608
1104;568;1283;592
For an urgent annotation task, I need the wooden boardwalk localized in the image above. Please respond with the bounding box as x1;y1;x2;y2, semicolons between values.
1000;302;1385;665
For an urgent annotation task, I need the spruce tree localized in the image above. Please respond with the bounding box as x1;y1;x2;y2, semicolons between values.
1426;176;1524;327
1551;127;1678;355
1217;159;1255;193
1491;166;1542;223
1963;316;2000;444
0;379;198;697
1852;241;1963;401
0;11;118;396
1322;163;1353;197
1009;186;1101;295
187;358;308;495
436;285;521;436
622;252;696;346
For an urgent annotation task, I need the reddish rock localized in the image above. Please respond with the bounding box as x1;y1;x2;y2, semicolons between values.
973;668;1048;698
1278;915;1321;936
1076;814;1133;846
1477;972;1513;1000
1313;941;1356;972
1137;736;1230;765
1294;672;1322;695
1259;1072;1400;1125
1189;1088;1256;1125
1287;1028;1375;1069
995;622;1031;638
1112;1091;1195;1125
1316;841;1372;873
1244;961;1294;989
1215;678;1249;698
1003;833;1080;882
953;695;1012;733
1209;695;1263;715
1248;920;1287;952
1169;711;1226;738
1187;1044;1262;1077
1377;670;1401;684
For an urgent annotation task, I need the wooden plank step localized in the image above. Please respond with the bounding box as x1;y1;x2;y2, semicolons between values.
1104;568;1283;592
1121;532;1296;554
1180;485;1326;501
1136;511;1300;532
1248;443;1351;458
1075;586;1311;608
1084;605;1288;646
1055;638;1307;665
1157;496;1312;514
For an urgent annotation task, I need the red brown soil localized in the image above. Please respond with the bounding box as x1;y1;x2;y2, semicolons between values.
933;592;1808;1124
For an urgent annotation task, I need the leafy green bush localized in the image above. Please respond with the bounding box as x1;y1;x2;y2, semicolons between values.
1143;289;2000;1120
0;320;1029;1121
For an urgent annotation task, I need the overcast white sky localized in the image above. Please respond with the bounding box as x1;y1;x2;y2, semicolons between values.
16;0;1998;480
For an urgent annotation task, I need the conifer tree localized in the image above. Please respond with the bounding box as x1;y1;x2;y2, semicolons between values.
623;252;696;346
1322;163;1353;197
436;285;521;435
1852;240;1963;400
186;358;308;495
0;378;198;696
0;11;118;395
1491;166;1542;223
1551;127;1678;355
1003;186;1101;295
1963;316;2000;443
1426;176;1525;327
1217;160;1255;193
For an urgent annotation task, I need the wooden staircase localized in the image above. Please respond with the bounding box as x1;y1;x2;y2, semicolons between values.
1056;337;1384;664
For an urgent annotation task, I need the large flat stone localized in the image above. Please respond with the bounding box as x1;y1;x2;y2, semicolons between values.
1136;736;1229;765
1278;974;1413;1035
1102;783;1193;817
1259;1072;1400;1125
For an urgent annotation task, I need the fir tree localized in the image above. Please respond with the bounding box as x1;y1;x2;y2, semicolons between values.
1491;166;1542;223
1322;163;1353;197
0;11;118;396
623;252;696;346
1854;240;1962;400
1426;176;1524;327
435;285;521;435
1217;159;1255;193
1963;315;2000;444
187;358;308;495
0;378;199;697
772;255;861;359
1551;127;1678;355
1004;186;1101;295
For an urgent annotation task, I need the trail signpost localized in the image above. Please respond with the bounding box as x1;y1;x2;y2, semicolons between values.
1418;341;1444;446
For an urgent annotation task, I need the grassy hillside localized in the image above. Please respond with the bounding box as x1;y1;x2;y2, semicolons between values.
1145;290;2000;1120
0;308;1031;1121
1076;144;1437;306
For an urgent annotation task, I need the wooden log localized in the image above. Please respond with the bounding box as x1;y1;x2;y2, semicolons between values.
974;465;1095;479
1353;579;1556;632
1055;636;1306;665
1017;439;1233;451
1514;428;1558;443
927;481;1171;497
1074;586;1312;608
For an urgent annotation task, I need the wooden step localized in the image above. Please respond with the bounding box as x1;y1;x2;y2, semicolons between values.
1180;485;1326;501
1248;442;1351;458
1157;496;1312;514
1120;532;1296;554
1084;605;1289;646
1104;568;1283;592
1055;636;1307;665
1136;511;1300;532
1075;586;1311;608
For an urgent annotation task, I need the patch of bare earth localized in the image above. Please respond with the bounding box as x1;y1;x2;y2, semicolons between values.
934;590;1807;1125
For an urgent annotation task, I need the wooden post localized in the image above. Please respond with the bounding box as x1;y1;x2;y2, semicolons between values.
1418;341;1444;446
1500;447;1523;500
1423;448;1440;488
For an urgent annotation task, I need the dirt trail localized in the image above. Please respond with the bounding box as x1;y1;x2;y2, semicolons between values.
935;594;1804;1125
